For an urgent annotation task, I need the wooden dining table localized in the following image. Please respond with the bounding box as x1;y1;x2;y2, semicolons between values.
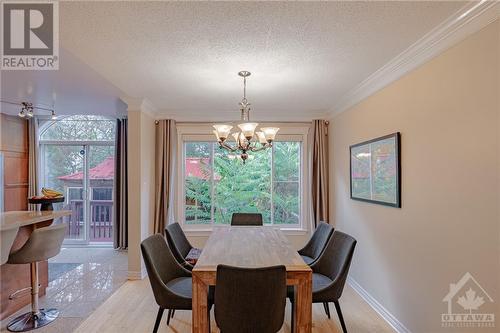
192;226;312;333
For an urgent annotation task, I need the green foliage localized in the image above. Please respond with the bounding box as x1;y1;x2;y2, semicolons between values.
185;142;300;225
40;117;115;193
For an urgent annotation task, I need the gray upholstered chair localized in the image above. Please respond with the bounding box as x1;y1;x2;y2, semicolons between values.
165;222;201;271
298;221;334;265
1;226;19;265
290;231;357;333
215;264;287;333
230;213;263;226
7;223;67;332
141;234;211;333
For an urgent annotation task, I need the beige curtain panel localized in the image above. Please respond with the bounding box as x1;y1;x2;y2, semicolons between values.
312;119;330;227
114;118;128;249
154;119;176;234
28;118;39;211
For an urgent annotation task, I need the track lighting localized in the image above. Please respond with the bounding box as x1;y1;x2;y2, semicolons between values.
0;100;56;119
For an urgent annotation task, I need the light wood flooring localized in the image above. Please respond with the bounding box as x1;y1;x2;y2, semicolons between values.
75;278;395;333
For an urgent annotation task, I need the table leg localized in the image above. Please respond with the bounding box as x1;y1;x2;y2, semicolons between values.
294;271;312;333
192;273;209;333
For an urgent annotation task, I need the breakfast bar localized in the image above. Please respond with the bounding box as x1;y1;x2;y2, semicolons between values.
0;210;71;320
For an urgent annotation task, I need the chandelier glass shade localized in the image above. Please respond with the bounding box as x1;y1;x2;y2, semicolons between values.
213;71;279;163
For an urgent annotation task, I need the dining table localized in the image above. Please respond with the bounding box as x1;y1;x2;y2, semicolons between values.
192;226;312;333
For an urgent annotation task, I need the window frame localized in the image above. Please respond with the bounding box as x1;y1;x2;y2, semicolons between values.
91;187;114;201
176;123;310;232
66;186;84;203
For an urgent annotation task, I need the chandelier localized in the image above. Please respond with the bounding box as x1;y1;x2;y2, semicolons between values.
213;71;279;163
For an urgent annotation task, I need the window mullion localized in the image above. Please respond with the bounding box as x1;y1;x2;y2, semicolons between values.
210;143;215;225
270;145;274;225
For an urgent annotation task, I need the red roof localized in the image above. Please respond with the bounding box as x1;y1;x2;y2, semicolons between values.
58;157;114;181
185;157;211;180
185;157;222;180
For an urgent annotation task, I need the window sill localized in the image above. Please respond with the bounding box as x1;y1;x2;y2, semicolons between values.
183;225;309;237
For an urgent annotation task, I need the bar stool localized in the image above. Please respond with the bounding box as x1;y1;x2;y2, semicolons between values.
6;223;66;332
1;226;19;265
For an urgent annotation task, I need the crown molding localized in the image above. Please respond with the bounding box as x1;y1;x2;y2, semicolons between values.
122;97;158;118
330;1;499;117
154;109;329;122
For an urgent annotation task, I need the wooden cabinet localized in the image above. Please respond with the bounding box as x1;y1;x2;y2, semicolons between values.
1;113;29;211
0;113;48;320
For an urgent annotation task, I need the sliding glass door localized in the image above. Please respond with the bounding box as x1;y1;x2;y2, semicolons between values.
40;143;115;245
39;116;116;245
42;144;87;243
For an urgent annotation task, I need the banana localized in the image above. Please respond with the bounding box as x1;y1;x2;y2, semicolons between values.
41;187;63;198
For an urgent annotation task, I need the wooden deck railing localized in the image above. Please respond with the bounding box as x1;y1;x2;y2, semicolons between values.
64;200;113;242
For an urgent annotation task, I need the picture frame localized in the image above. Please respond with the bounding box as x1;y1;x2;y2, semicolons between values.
350;132;401;208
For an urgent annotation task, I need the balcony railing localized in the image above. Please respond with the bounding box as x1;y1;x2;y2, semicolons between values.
63;200;113;242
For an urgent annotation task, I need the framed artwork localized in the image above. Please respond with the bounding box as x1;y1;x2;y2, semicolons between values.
350;132;401;207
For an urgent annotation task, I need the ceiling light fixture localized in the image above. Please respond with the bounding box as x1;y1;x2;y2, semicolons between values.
0;100;57;119
18;102;34;118
213;71;279;163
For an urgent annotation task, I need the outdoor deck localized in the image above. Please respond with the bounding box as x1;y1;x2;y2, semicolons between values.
62;200;113;242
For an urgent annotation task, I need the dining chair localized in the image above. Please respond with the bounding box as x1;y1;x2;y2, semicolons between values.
165;222;201;270
230;213;263;226
141;234;212;333
298;221;334;265
215;264;287;333
290;231;357;333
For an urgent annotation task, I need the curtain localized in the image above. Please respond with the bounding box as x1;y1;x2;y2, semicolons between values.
312;119;330;227
114;118;128;249
28;118;39;211
154;119;176;234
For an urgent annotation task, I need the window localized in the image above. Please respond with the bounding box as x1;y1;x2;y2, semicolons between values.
183;140;302;226
67;187;83;201
92;187;113;200
40;115;115;141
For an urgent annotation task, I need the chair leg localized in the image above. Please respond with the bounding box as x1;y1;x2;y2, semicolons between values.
290;301;295;333
153;307;164;333
323;302;331;319
207;306;211;333
166;309;172;326
333;300;348;333
171;309;175;318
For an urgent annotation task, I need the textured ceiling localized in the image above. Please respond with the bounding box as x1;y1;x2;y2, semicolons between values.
59;1;466;121
1;49;126;117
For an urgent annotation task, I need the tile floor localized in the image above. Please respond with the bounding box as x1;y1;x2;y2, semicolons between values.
0;247;127;333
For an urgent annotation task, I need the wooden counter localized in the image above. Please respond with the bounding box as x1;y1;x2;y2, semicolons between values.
0;210;71;320
0;210;70;231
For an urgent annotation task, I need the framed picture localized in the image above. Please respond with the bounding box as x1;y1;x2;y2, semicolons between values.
350;132;401;207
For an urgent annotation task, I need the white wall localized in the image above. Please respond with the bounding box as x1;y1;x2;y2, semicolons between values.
330;20;499;333
127;100;156;279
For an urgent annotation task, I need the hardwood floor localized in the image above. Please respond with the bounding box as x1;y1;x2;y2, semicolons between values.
75;278;395;333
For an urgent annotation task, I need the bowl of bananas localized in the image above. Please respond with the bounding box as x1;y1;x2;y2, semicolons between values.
29;188;65;211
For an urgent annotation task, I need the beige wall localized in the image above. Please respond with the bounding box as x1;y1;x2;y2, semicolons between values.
330;20;499;333
127;104;156;279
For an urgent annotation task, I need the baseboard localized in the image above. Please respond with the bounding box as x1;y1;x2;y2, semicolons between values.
128;269;147;280
348;276;412;333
